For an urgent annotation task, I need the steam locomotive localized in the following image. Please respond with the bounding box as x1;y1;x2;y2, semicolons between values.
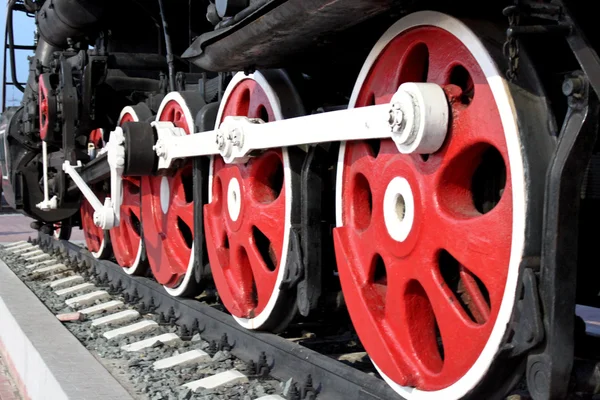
2;1;599;399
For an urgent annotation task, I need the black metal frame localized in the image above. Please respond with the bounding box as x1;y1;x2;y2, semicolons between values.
2;1;36;111
507;1;600;399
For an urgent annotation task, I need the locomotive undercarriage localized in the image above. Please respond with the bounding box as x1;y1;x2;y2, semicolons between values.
2;0;600;399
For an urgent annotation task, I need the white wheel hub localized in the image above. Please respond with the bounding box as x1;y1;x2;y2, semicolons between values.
160;177;170;214
390;82;449;154
227;177;242;222
383;177;414;242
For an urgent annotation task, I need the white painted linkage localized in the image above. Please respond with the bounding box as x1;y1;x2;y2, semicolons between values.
153;82;449;167
63;161;104;212
154;104;392;168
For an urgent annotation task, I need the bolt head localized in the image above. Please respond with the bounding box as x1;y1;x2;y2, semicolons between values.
388;105;404;133
216;133;226;150
562;77;584;97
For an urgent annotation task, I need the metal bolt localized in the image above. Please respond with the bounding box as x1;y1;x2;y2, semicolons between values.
232;139;241;147
179;324;190;339
153;143;166;158
219;333;231;351
191;318;200;334
215;132;225;149
388;102;404;132
562;76;584;97
207;340;218;357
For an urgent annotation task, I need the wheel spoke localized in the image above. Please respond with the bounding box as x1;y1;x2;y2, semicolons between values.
435;198;511;298
227;240;257;313
419;268;482;370
244;237;278;307
383;259;411;338
246;195;285;249
173;197;194;231
166;201;192;250
346;141;380;166
82;196;106;256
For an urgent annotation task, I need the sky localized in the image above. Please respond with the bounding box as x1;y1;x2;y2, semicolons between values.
0;4;36;109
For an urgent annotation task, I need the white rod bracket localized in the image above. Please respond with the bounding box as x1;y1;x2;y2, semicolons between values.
62;160;117;230
36;141;58;211
62;161;103;211
106;127;126;228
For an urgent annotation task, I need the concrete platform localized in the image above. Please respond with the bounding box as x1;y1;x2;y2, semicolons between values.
0;259;134;400
0;213;84;245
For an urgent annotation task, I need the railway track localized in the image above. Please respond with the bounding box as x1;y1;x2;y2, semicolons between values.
0;235;402;400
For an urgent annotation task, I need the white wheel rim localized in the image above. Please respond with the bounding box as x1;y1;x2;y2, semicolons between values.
115;106;146;275
160;177;170;214
208;71;293;330
90;235;106;259
156;92;198;297
335;11;526;399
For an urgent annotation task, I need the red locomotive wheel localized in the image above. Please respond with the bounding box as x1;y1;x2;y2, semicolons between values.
334;12;553;399
204;71;304;330
53;221;72;240
141;93;199;296
38;74;55;141
89;128;104;149
81;192;111;258
109;105;152;274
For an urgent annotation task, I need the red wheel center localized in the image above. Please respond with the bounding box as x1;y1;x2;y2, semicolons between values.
205;79;288;319
39;80;50;140
40;98;48;114
334;26;513;390
142;100;195;287
81;193;106;254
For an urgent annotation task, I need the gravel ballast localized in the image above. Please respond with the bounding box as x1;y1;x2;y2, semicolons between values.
0;245;283;400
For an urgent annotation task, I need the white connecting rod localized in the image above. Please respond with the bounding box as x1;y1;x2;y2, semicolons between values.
154;105;391;167
63;161;103;212
36;141;58;210
62;127;126;230
218;104;394;164
153;82;450;167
